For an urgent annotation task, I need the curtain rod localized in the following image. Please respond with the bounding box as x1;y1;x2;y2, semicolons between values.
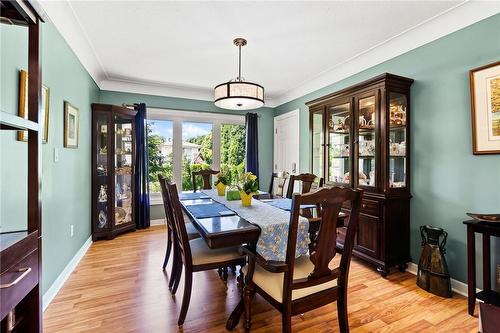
122;104;262;117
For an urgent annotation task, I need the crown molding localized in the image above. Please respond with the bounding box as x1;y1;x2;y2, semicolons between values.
99;79;214;101
100;78;280;106
272;1;500;107
41;0;499;108
39;0;107;85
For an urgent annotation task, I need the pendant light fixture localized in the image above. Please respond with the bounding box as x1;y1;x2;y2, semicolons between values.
214;38;264;110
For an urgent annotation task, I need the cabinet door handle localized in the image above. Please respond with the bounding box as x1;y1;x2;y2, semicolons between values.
0;267;32;289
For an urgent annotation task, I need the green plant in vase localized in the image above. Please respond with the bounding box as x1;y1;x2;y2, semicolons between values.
215;171;230;196
238;172;259;206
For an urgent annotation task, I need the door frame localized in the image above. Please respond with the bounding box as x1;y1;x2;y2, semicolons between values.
273;109;300;174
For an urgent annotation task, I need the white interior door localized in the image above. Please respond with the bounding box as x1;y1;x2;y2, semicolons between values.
274;110;300;192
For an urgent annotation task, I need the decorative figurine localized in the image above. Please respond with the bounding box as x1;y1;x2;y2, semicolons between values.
98;209;107;228
417;225;452;298
97;164;107;176
98;185;108;203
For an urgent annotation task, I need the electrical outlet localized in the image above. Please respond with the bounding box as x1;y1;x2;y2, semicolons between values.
70;224;74;237
54;147;59;162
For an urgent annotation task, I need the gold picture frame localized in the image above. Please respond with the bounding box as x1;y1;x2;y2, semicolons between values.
470;61;500;154
64;101;79;148
18;69;50;143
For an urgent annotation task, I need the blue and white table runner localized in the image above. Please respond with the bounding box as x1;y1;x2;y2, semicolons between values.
200;190;310;261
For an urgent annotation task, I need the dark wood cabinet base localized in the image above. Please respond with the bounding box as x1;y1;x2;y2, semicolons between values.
92;224;136;242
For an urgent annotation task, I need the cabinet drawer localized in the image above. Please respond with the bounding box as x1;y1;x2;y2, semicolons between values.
361;199;380;217
0;250;38;320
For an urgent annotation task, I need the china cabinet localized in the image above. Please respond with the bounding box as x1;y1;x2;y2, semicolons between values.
307;73;414;276
91;104;137;240
0;1;43;332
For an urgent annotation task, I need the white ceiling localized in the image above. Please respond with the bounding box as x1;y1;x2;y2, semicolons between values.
39;1;500;107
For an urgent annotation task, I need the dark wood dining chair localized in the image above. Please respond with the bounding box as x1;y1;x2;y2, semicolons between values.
285;173;323;199
268;171;289;197
241;186;363;333
191;169;219;191
158;175;199;289
166;181;246;326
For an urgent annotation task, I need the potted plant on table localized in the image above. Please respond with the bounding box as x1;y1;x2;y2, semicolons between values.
238;172;259;206
215;171;230;196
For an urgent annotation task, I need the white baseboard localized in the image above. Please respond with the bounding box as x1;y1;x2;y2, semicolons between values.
150;218;166;226
42;236;92;311
406;262;478;297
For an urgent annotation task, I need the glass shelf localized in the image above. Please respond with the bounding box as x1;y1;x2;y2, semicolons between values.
328;102;351;185
357;96;376;187
114;117;133;227
389;92;407;188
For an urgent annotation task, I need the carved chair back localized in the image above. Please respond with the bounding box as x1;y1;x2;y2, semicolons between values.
166;181;193;266
286;173;324;199
191;169;219;192
158;174;175;233
284;187;363;299
268;171;289;197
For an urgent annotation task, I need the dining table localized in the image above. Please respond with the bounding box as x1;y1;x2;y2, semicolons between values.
178;189;348;330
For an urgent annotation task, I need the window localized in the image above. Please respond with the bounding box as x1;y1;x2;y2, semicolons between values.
147;109;245;195
220;124;246;184
147;120;173;193
182;122;213;191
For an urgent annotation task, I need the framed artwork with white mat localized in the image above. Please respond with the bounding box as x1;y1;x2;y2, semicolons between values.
470;61;500;154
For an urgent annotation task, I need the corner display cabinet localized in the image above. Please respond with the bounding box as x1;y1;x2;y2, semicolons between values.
307;73;414;276
91;104;137;241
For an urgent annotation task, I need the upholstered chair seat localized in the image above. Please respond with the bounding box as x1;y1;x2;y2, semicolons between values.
189;238;243;266
242;255;337;302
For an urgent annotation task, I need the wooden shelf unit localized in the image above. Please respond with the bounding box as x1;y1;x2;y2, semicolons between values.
0;1;44;332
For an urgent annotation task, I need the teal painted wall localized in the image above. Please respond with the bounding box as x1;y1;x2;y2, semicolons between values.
99;90;275;190
274;14;500;284
0;23;99;294
1;12;498;300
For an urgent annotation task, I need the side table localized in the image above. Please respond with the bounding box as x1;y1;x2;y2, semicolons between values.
464;220;500;315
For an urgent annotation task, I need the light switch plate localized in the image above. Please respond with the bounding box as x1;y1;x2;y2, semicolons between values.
54;147;59;162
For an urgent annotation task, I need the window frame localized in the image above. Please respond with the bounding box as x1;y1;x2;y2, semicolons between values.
147;108;245;197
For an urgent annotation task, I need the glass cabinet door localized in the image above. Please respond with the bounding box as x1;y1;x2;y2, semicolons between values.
114;115;134;226
311;109;324;179
327;102;351;184
95;113;109;229
357;96;376;187
389;92;407;188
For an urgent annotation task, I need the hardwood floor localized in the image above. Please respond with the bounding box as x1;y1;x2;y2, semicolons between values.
44;226;478;332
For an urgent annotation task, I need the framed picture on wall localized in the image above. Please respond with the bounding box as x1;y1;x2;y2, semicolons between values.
64;101;79;148
470;61;500;154
18;69;50;143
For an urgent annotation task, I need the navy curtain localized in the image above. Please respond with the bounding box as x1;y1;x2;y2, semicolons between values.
245;113;259;179
134;103;150;229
